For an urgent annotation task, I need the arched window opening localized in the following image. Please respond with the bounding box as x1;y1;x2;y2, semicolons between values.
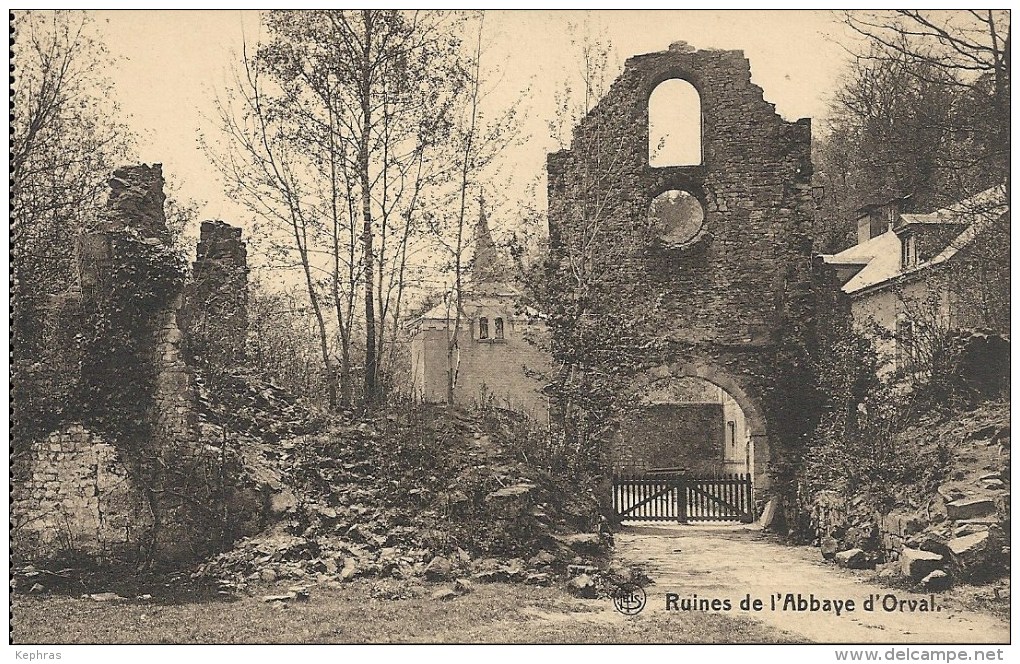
478;317;489;340
648;190;705;246
494;317;505;340
649;79;702;166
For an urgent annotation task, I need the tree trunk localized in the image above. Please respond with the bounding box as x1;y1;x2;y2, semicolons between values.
360;12;378;403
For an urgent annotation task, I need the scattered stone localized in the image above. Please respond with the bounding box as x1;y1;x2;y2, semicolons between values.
946;497;996;521
900;547;944;581
529;551;556;567
339;558;358;581
262;593;297;603
269;489;298;515
937;485;966;502
288;585;311;601
557;533;603;554
430;587;457;601
948;530;998;580
759;498;779;530
920;570;952;591
260;568;278;583
980;478;1005;490
820;536;838;560
424;555;453;581
500;558;527;580
878;565;900;580
954;522;990;537
453;578;474;594
89;592;126;602
834;548;869;569
566;574;597;598
29;583;45;593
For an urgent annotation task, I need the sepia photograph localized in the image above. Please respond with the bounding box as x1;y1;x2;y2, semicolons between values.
8;7;1012;654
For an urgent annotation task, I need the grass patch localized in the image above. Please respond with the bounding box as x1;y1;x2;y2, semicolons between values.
13;579;801;644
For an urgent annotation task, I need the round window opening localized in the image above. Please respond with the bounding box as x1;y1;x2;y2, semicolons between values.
649;190;705;247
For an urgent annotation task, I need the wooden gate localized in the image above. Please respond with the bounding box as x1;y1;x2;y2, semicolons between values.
612;472;754;523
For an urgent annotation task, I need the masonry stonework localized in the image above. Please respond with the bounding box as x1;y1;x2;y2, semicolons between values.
11;426;153;561
547;44;818;493
13;164;257;564
186;220;250;367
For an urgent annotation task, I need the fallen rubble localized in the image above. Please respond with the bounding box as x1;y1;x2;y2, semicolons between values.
192;379;612;593
809;400;1010;592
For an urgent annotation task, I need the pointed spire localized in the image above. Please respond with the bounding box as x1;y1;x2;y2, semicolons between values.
470;194;512;287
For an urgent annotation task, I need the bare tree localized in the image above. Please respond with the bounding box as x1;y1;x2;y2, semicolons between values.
519;27;657;463
207;10;467;407
816;11;1010;338
416;12;524;403
11;10;135;443
12;10;135;303
842;10;1010;194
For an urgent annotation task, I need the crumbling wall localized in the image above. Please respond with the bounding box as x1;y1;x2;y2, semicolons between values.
13;164;258;564
186;220;249;369
546;44;818;498
11;426;152;562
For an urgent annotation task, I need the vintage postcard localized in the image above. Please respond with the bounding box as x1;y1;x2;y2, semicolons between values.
8;7;1011;656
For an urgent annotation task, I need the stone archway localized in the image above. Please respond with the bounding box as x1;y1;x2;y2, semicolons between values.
628;362;771;493
547;43;817;514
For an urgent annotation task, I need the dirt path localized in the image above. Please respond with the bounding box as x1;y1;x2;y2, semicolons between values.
614;523;1008;644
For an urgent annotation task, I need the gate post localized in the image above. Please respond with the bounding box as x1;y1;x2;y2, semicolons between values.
676;476;687;524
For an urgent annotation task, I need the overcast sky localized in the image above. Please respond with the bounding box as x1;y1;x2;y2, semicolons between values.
87;9;852;274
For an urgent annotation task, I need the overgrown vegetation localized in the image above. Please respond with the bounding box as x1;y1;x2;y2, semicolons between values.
798;10;1010;547
814;10;1009;252
192;398;609;592
797;304;1008;538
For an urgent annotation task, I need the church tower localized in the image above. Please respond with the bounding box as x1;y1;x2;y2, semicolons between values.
407;197;552;422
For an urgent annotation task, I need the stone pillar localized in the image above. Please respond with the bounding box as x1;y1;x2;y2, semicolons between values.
187;220;249;368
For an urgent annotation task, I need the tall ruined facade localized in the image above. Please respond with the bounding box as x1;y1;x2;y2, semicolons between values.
12;164;260;564
547;44;819;500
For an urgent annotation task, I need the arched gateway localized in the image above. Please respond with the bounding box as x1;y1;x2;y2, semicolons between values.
546;43;816;522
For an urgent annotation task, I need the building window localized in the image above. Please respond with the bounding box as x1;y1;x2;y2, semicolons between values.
494;317;504;340
727;421;736;449
478;317;489;339
648;189;705;246
896;318;915;373
648;79;702;166
901;233;917;268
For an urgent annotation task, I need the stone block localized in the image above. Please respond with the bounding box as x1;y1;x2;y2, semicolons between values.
566;574;597;598
946;498;996;521
834;548;869;569
899;547;943;581
920;570;952;591
947;530;1000;580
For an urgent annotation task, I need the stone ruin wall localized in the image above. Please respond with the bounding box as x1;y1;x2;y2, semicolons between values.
12;164;251;564
546;44;818;491
185;219;250;368
11;426;153;561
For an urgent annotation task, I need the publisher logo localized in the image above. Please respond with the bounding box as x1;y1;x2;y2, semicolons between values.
613;582;647;616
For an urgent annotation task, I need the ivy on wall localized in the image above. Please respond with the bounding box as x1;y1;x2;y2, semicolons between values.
78;230;188;445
